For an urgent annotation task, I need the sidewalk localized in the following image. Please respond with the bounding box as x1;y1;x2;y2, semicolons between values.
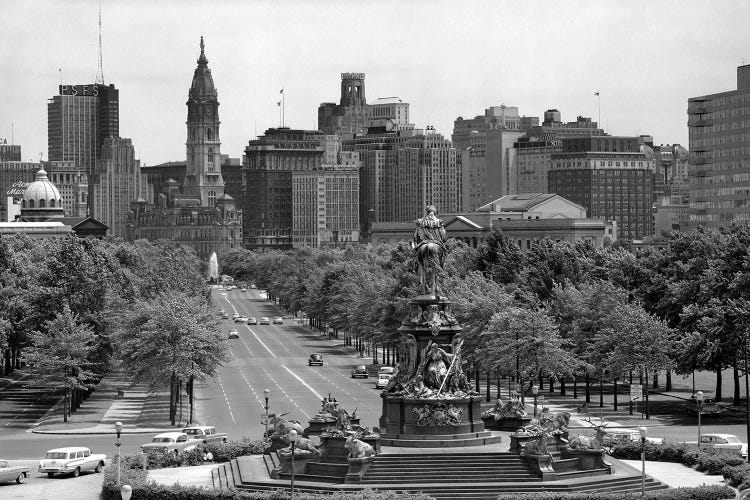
30;371;176;435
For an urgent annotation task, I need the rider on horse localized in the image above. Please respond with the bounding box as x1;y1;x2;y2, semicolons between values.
412;205;447;295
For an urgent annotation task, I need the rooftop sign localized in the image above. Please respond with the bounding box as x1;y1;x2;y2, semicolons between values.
341;73;365;80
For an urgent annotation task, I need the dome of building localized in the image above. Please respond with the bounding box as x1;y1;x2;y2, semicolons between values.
22;168;62;210
189;36;217;100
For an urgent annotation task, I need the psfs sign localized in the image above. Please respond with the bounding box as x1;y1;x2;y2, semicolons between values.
59;84;100;97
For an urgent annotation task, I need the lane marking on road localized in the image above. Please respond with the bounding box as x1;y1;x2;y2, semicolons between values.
217;376;235;424
237;331;254;357
282;365;323;400
260;368;311;420
222;295;238;315
244;325;276;358
306;368;370;407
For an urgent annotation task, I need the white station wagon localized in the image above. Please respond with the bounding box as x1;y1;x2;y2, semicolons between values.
38;447;106;478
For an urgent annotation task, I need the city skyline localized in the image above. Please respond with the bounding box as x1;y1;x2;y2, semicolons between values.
3;0;750;166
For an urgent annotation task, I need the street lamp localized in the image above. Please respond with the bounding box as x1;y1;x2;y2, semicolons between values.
532;385;539;418
120;484;132;500
263;389;271;438
695;391;704;449
288;429;299;500
639;426;647;497
114;421;123;487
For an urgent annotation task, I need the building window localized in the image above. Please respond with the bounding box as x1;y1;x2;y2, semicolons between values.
50;199;55;207
29;199;35;208
208;147;214;165
208;190;216;207
207;128;213;140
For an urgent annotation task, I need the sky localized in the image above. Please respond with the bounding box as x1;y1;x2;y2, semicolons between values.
2;0;750;166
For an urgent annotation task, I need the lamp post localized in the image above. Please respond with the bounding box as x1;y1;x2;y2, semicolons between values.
114;421;123;487
532;384;539;418
120;484;132;500
263;389;271;438
639;426;647;497
288;429;299;500
695;391;704;449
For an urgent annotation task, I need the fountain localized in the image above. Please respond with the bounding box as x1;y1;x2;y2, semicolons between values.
378;206;499;447
208;252;219;281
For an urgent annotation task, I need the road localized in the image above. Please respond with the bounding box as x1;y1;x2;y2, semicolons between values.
199;288;382;440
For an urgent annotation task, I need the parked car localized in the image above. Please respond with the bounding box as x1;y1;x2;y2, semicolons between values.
220;311;229;319
686;395;723;416
234;316;249;323
260;317;270;325
250;284;257;289
687;433;748;457
141;432;198;456
351;365;369;379
240;288;247;292
228;329;240;339
602;429;664;447
0;460;30;484
247;316;258;325
273;316;283;324
379;366;395;377
182;425;228;444
308;353;323;366
38;447;106;478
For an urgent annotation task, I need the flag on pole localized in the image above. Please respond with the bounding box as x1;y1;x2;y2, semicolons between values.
280;88;284;94
594;92;600;96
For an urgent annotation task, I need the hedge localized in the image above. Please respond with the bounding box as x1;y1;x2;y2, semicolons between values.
133;439;270;470
610;441;745;474
496;485;736;500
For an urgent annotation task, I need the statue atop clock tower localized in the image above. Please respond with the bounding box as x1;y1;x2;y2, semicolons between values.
184;36;224;206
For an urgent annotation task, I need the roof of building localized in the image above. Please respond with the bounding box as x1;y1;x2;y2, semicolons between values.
189;36;216;99
373;97;405;105
60;216;109;230
24;168;62;205
475;193;559;212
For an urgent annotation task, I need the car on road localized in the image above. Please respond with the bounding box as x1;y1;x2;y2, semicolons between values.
234;316;249;323
220;311;229;319
602;429;664;448
260;317;270;325
687;433;748;457
351;365;369;379
228;329;239;339
375;366;395;389
273;316;283;324
182;425;228;444
308;353;323;366
247;316;258;325
0;460;30;484
38;447;106;478
141;432;198;456
686;395;723;416
241;287;247;292
250;284;257;289
232;312;240;320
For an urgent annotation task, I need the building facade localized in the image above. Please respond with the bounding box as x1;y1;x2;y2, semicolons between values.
548;136;655;241
513;137;563;194
243;128;325;249
46;161;88;218
318;73;369;137
0;141;21;162
127;38;241;259
47;83;119;173
292;165;360;248
0;161;39;221
343;126;459;227
687;64;750;228
90;137;152;238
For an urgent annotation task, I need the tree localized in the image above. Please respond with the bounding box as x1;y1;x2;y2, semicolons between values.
480;306;579;389
22;306;97;422
114;291;228;425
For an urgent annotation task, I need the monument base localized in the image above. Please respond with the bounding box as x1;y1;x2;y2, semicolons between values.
379;395;500;447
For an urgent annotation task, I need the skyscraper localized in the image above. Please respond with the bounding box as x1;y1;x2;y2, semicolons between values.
687;64;750;228
318;73;369;137
47;83;119;173
243;128;326;249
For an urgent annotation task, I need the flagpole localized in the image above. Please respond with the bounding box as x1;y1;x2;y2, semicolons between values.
282;90;285;128
596;91;601;130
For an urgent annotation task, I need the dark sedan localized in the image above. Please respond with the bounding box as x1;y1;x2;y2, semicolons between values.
351;365;368;378
308;353;323;366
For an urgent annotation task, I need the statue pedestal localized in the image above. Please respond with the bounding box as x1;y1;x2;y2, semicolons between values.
379;395;499;447
482;416;532;432
303;417;337;437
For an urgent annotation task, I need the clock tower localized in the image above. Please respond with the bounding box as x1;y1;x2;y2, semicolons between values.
184;36;224;206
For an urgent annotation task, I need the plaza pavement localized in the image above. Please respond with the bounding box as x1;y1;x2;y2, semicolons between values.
10;345;730;495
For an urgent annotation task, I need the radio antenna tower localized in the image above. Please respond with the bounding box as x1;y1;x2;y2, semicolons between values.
95;0;104;84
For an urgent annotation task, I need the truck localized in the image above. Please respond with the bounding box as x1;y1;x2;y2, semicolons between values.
182;425;229;444
38;447;106;478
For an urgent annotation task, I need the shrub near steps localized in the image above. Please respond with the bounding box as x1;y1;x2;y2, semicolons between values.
495;484;736;500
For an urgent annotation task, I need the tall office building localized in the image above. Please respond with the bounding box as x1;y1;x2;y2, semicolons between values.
90;137;152;238
0;141;21;162
46;162;88;217
127;38;241;259
318;73;369;137
687;64;750;228
548;136;655;241
344;126;458;226
243;128;326;249
47;83;119;173
292;165;360;248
